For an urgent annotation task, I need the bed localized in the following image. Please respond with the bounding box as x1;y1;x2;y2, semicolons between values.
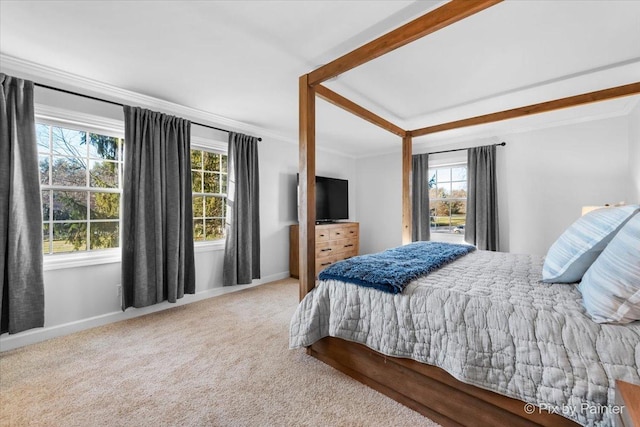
295;1;640;426
290;248;640;426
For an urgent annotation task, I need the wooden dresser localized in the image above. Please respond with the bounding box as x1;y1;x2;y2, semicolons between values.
289;222;359;278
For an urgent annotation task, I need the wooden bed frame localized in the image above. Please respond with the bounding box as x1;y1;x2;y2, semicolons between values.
298;1;640;425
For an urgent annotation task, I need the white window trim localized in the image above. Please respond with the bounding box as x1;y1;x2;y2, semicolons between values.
38;109;229;271
428;160;468;241
191;144;228;245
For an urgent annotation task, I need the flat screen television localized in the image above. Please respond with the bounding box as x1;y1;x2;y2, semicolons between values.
297;174;349;222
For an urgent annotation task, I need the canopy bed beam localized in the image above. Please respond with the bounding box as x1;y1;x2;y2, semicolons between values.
402;133;413;244
307;0;503;86
315;85;406;137
411;82;640;137
299;74;316;300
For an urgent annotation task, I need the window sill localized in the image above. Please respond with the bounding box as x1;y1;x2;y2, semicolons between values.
43;240;226;271
43;249;121;271
194;240;226;253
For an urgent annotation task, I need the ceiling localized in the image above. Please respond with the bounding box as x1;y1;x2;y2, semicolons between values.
1;0;639;157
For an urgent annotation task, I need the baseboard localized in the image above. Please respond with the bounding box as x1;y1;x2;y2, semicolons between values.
0;271;290;352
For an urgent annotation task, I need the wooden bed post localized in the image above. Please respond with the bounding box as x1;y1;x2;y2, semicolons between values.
299;74;316;301
402;133;412;244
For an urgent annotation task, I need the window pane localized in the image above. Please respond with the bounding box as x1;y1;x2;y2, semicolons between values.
436;183;451;199
203;152;220;172
88;134;119;160
52;156;86;186
221;155;227;173
90;193;119;219
192;196;204;217
43;223;50;254
428;187;438;199
192;171;202;193
203;172;220;193
191;150;203;169
221;173;227;194
451;167;467;181
52;126;86;158
90;160;118;188
90;222;119;250
39;155;50;185
205;219;224;240
193;219;204;241
433;200;451;217
52;222;87;253
53;191;87;220
451;181;467;198
42;191;50;221
436;168;450;182
451;200;466;216
37;124;50;152
205;196;224;218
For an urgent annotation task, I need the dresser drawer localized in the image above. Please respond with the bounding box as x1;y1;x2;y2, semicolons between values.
316;227;330;242
333;238;357;254
316;256;337;274
342;224;359;239
316;241;335;259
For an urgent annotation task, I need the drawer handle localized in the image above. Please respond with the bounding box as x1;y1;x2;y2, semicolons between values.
344;244;354;248
320;248;332;252
319;234;326;237
335;232;341;235
349;231;355;234
321;262;332;266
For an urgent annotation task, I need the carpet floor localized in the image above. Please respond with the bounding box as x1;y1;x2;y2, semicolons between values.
0;278;439;427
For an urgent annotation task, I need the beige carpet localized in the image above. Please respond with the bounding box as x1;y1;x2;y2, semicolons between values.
0;279;439;427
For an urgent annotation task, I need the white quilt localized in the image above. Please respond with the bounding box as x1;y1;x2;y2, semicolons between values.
289;250;640;427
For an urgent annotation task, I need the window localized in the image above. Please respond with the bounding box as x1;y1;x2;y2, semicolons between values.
38;123;123;254
429;164;467;235
191;149;227;241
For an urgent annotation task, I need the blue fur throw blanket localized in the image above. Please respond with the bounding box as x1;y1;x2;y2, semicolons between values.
318;241;476;294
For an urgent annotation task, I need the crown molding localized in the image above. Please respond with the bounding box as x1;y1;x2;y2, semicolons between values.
0;54;297;145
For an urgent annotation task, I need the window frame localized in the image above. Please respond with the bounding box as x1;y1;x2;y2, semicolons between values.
37;113;125;271
428;160;468;239
190;144;229;247
38;121;124;256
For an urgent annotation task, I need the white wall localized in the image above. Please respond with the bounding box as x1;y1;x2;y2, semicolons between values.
0;81;357;350
629;103;640;204
498;115;629;255
356;114;632;257
355;151;402;255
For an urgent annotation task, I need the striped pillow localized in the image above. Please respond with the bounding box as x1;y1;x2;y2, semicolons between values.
579;213;640;324
542;205;639;283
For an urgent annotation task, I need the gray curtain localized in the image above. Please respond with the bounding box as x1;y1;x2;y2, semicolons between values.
121;106;195;309
412;153;430;241
0;73;45;334
223;132;260;286
465;145;499;251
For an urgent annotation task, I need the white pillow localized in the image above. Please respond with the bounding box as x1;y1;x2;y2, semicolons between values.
542;205;639;283
579;213;640;324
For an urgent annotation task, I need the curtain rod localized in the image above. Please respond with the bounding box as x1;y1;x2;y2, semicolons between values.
428;141;506;155
34;82;262;141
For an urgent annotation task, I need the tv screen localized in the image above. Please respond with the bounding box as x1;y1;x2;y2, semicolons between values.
297;175;349;222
